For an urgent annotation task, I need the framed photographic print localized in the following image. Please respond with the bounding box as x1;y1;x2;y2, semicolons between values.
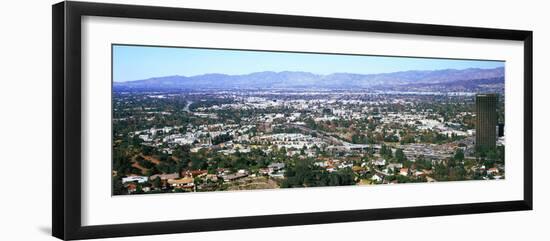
52;1;533;240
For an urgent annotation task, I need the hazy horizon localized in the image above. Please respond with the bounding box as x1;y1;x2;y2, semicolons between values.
117;67;505;83
113;44;505;82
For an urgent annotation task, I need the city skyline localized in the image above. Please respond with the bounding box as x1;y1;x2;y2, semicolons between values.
113;45;505;82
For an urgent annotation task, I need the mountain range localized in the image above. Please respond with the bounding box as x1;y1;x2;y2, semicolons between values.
114;67;504;92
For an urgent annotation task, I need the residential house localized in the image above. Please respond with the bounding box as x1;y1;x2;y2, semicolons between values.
167;177;195;189
371;173;383;182
149;173;179;181
222;172;248;182
487;167;499;175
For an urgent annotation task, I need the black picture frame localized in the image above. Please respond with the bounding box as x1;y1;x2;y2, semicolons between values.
52;1;533;240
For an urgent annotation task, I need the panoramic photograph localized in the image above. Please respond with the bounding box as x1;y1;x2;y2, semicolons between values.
111;45;505;195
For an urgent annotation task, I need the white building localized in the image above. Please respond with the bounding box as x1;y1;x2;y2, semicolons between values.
122;176;148;184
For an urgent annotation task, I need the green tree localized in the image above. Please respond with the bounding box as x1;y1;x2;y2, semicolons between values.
380;144;393;158
395;149;407;162
454;148;465;161
152;176;161;188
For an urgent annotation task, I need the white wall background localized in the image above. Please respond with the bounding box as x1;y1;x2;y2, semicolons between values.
0;0;547;240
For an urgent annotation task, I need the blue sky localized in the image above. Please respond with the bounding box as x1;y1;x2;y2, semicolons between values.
113;45;505;82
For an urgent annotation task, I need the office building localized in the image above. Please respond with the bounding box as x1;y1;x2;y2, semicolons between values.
475;94;498;150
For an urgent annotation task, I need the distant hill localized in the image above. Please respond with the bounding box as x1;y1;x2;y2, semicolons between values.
114;67;504;92
390;76;504;93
